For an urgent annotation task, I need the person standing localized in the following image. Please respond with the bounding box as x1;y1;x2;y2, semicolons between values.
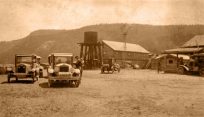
75;56;84;76
157;59;161;74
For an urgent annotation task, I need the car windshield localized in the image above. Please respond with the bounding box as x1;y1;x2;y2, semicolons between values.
103;59;112;64
16;56;33;63
55;56;72;64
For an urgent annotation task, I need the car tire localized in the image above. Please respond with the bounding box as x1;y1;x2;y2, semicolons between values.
178;67;185;75
16;77;18;82
7;74;10;83
32;77;35;83
48;80;52;87
39;70;43;78
74;80;80;87
199;68;204;76
101;67;104;74
118;68;120;73
36;76;39;81
111;68;114;74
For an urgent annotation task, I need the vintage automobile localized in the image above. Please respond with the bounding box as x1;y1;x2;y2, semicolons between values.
101;59;120;74
47;53;81;87
7;54;39;83
177;53;204;76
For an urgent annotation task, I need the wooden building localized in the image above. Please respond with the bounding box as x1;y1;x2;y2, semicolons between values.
151;54;190;73
159;35;204;73
102;40;150;68
164;35;204;55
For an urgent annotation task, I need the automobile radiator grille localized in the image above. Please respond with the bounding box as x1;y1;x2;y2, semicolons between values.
17;66;26;73
60;66;69;72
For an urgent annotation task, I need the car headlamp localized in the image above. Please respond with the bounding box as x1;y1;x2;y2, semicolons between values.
7;67;13;71
74;69;80;74
48;68;54;74
32;68;36;72
54;67;59;72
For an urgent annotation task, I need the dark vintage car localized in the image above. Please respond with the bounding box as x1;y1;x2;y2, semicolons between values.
7;54;40;83
47;53;81;87
101;59;120;74
178;53;204;76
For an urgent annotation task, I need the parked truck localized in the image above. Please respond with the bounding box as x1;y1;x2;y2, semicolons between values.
177;53;204;76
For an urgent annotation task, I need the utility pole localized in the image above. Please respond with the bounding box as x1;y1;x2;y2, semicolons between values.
121;24;130;68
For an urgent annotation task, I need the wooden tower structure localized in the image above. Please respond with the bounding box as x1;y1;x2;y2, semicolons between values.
78;31;102;69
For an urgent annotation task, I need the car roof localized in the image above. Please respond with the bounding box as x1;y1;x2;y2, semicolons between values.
49;53;73;57
192;53;204;57
36;55;42;59
15;54;38;57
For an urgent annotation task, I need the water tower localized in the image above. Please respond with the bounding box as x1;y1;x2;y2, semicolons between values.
78;31;102;69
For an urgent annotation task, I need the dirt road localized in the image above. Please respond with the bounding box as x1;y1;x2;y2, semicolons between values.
0;69;204;117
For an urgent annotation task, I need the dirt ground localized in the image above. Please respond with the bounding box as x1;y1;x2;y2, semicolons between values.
0;69;204;117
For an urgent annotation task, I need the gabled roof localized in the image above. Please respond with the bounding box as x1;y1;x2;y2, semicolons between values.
182;35;204;47
163;47;203;54
102;40;150;53
15;54;38;57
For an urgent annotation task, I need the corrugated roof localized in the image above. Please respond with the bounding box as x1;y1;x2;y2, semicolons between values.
102;40;150;53
163;47;203;54
182;35;204;47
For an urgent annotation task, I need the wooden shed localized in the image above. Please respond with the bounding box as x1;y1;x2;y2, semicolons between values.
151;54;190;73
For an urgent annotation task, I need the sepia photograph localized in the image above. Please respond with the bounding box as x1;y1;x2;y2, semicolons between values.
0;0;204;117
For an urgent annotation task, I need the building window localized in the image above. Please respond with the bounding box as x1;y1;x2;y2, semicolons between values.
115;52;119;55
128;53;131;56
168;59;174;64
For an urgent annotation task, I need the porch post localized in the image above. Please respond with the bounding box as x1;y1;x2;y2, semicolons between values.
177;53;179;68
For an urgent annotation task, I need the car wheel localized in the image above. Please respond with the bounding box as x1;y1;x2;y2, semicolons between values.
7;74;10;83
39;71;43;78
48;80;52;87
199;68;204;76
178;67;185;75
101;68;104;74
69;81;75;87
118;68;120;73
15;77;18;82
36;76;39;81
111;68;114;74
74;80;80;87
32;77;35;83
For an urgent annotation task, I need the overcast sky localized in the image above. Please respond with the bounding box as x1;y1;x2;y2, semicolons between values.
0;0;204;41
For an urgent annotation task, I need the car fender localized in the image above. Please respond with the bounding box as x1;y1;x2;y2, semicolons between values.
179;65;189;71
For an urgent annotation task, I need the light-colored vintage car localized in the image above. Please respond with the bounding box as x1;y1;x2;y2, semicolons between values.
7;54;40;83
47;53;81;87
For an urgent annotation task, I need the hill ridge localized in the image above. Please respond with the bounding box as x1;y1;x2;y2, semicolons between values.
1;23;204;63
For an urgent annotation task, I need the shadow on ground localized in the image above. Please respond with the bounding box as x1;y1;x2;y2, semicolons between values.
39;82;76;88
1;80;35;84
